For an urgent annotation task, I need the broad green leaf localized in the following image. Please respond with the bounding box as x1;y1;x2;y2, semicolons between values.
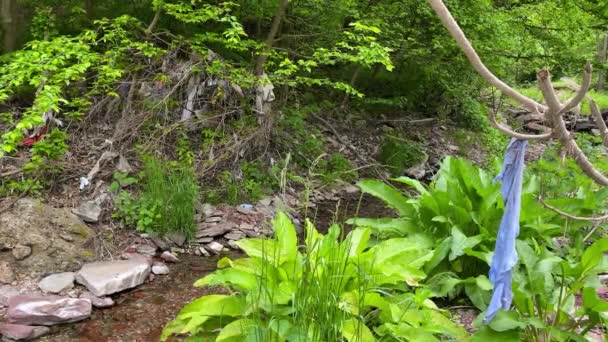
177;295;245;319
425;237;452;272
426;310;468;340
391;176;429;195
582;287;608;312
341;319;375;342
488;310;526;332
581;238;608;275
475;275;493;291
449;227;482;261
195;268;257;290
345;228;371;257
268;318;294;340
275;211;298;264
357;179;410;216
216;319;256;341
346;217;416;236
465;283;490;310
471;326;520;342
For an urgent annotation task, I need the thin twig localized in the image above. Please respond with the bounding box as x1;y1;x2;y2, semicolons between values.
539;196;608;221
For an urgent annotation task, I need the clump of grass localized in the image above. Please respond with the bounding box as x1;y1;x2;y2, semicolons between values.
139;155;199;239
378;134;425;176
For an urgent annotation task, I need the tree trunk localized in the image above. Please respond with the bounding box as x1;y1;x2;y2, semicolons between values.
341;66;361;109
1;0;17;53
85;0;95;22
597;31;608;91
251;0;288;152
253;0;289;77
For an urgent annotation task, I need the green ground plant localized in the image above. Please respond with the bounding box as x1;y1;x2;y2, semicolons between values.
348;156;608;309
472;239;608;342
162;212;466;341
113;155;199;239
377;135;425;177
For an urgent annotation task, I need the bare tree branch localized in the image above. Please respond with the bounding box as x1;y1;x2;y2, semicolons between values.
488;110;552;140
540;197;608;222
560;63;592;113
589;99;608;147
427;0;546;114
428;0;608;186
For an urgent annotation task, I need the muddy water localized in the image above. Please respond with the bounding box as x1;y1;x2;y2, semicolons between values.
40;253;239;342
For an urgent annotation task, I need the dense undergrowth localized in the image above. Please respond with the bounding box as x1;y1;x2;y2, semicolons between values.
163;155;608;341
1;0;608;340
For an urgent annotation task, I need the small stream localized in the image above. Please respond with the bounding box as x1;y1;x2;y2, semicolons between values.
38;194;393;342
40;253;239;342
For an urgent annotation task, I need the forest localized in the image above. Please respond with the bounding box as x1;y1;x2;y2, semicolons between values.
0;0;608;341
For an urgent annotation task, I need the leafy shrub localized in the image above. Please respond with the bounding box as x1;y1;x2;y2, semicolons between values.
377;135;425;176
348;157;587;306
162;212;466;341
473;238;608;341
113;156;199;239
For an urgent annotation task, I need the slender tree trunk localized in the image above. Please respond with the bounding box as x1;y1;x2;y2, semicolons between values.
254;0;289;77
85;0;95;22
147;7;162;32
341;66;361;108
1;0;17;53
252;0;288;151
597;31;608;91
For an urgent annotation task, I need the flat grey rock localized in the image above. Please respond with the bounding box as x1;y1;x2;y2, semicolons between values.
206;241;224;254
151;262;170;275
0;285;19;307
136;244;157;257
0;323;50;341
75;259;151;297
39;272;75;294
11;245;32;261
72;201;102;223
0;198;95;276
79;291;114;308
197;222;234;237
166;232;186;247
160;251;179;263
225;231;246;241
7;295;91;326
0;261;15;284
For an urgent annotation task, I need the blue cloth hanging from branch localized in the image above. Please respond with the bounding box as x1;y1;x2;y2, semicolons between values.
484;138;528;324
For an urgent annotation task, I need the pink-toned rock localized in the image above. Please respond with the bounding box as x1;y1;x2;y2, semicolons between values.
120;252;153;265
76;259;151;297
0;285;19;307
160;251;179;263
7;295;92;325
0;323;50;340
79;291;114;308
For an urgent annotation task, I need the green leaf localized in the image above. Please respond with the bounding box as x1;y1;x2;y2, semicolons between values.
582;287;608;312
449;227;482;261
274;211;298;264
194;268;257;290
488;310;526;332
391;176;429;195
581;238;608;275
357;179;410;216
471;326;520;342
344;228;371;257
346;217;416;236
341;319;375;342
425;237;452;272
216;319;256;341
